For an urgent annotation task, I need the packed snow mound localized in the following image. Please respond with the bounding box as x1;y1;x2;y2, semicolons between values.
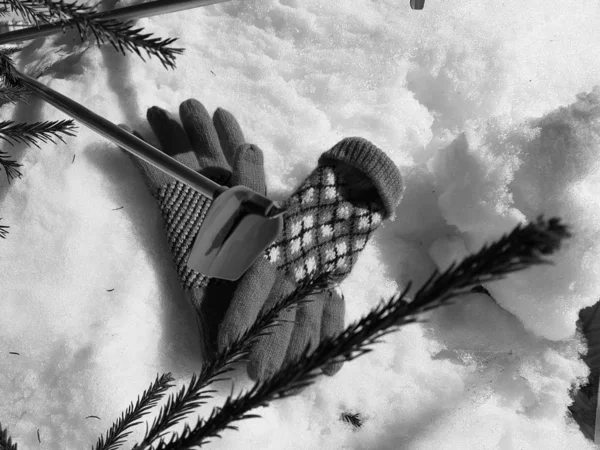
428;86;600;340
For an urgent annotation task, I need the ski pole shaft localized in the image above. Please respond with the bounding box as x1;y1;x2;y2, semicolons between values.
15;69;226;200
0;0;230;46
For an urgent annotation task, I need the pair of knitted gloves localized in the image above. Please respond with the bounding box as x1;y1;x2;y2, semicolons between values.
118;98;403;382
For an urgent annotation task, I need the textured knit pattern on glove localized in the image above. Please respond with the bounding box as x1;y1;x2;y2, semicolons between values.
217;136;404;381
117;98;261;362
264;165;383;282
154;181;212;291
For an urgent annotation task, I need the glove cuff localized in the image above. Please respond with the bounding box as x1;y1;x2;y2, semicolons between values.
318;137;403;219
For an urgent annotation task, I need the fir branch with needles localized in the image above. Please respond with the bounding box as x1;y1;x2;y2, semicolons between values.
94;373;175;450
0;82;30;106
340;412;363;430
0;421;17;450
130;275;336;450
0;50;19;87
0;0;192;238
0;148;23;182
0;119;78;183
0;216;574;447
0;118;77;147
0;218;9;239
0;0;185;70
0;0;51;26
128;215;571;449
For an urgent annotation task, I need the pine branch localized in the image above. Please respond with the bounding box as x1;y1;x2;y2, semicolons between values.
0;50;19;87
0;218;9;239
131;276;335;450
131;371;231;449
0;0;52;26
0;45;24;56
0;149;22;183
0;118;77;147
94;373;175;450
340;412;363;430
2;1;185;70
0;421;17;450
0;84;30;105
0;119;77;183
147;215;571;449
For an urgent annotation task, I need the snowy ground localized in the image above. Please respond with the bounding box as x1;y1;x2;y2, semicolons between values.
0;0;599;448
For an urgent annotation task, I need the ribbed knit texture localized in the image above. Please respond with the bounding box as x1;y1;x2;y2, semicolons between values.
154;180;212;290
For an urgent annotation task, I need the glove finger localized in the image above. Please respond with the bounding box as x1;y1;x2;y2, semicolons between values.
282;292;325;369
118;124;169;194
213;107;268;194
321;287;345;376
179;99;232;185
146;106;201;176
217;257;278;353
247;276;298;381
230;144;267;195
212;107;246;167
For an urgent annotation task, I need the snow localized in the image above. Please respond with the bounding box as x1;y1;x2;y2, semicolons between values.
0;0;599;448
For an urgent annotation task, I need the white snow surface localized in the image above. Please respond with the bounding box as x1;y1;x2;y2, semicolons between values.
0;0;599;448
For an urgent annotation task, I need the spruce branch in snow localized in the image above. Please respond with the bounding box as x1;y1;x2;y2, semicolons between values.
0;421;17;450
94;373;175;450
0;119;77;183
0;0;185;70
0;47;30;105
0;148;22;182
0;83;30;106
0;49;19;87
340;412;363;430
130;275;336;450
0;218;9;239
129;216;571;450
0;216;573;447
0;0;50;26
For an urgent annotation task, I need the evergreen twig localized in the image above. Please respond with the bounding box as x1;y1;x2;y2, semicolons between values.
0;148;22;183
0;118;77;147
1;0;185;70
0;119;77;183
0;0;49;26
140;215;570;449
131;275;335;450
0;83;30;105
340;412;363;429
94;373;175;450
0;218;9;239
0;50;19;87
0;421;17;450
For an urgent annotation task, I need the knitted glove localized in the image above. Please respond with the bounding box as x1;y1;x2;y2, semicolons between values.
218;137;404;381
117;98;266;359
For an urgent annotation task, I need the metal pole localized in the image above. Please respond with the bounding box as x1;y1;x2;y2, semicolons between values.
15;69;226;200
0;0;231;46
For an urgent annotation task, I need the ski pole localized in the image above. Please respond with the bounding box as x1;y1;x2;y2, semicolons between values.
14;68;231;202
